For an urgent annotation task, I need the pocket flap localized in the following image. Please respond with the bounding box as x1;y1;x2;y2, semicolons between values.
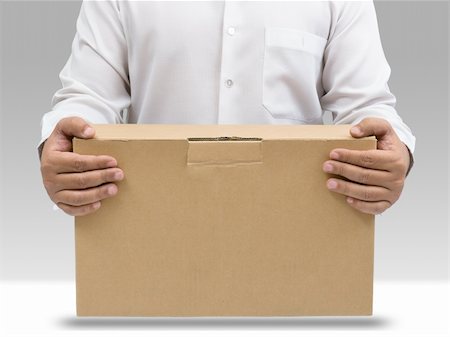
265;27;327;58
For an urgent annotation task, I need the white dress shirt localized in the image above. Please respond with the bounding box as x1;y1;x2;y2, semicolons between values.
40;0;416;152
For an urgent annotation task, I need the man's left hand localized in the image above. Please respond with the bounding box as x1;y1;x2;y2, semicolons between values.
323;118;411;215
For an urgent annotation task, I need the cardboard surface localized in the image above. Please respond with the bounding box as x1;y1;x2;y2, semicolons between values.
73;124;376;316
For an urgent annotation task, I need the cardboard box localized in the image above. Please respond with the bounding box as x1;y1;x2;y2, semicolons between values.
73;124;376;316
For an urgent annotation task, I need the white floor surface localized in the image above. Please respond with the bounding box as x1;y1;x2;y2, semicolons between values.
0;281;448;337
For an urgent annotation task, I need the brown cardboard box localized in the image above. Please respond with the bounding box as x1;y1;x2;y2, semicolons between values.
73;124;376;317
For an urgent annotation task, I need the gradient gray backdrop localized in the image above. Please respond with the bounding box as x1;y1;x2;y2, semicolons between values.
0;1;448;281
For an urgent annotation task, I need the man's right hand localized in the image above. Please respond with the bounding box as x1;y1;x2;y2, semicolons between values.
40;117;124;216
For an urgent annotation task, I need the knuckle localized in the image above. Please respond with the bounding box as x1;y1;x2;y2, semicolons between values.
379;118;390;129
391;178;404;190
341;182;349;194
363;189;372;201
76;174;89;189
385;121;394;132
399;162;409;176
98;186;109;199
360;153;375;167
363;208;375;215
103;169;112;183
40;163;52;175
337;163;345;177
339;151;348;162
390;191;401;204
58;118;72;134
57;203;75;216
42;178;55;192
55;118;65;130
358;171;370;185
68;117;79;131
70;191;85;206
370;205;382;215
56;137;70;149
374;202;390;215
51;192;61;204
78;205;93;216
391;157;403;169
60;117;71;125
73;158;85;172
87;202;100;214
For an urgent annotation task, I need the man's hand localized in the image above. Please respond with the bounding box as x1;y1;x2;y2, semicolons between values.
40;117;124;216
323;118;411;215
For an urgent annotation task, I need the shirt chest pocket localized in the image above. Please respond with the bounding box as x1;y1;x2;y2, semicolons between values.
262;27;327;123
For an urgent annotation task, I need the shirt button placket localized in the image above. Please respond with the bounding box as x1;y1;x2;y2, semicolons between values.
217;2;242;123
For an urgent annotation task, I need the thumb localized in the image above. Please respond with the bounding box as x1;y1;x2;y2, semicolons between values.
350;118;394;139
49;117;95;152
56;117;95;139
350;118;397;151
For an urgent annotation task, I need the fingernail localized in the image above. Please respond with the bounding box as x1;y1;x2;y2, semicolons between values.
330;151;339;160
351;126;362;135
323;163;333;173
83;127;94;137
327;180;338;189
93;202;101;210
107;185;118;195
107;160;117;167
347;197;354;204
114;171;124;180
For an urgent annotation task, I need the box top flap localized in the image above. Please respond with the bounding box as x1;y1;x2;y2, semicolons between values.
87;124;375;141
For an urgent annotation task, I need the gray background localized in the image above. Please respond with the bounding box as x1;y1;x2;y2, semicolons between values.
0;1;448;281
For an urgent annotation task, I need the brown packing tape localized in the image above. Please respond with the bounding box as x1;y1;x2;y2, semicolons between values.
187;140;263;166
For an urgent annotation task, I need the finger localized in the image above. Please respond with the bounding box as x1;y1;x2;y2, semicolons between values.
49;152;118;173
329;149;396;171
350;118;393;139
323;160;391;187
54;183;118;206
47;117;95;152
57;201;101;216
346;197;391;215
53;168;124;192
326;178;392;202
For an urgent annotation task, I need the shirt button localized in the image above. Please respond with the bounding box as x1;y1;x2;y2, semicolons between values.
225;79;234;88
227;26;236;36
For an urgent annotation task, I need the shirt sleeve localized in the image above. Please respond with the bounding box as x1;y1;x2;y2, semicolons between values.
320;1;416;153
39;0;130;146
